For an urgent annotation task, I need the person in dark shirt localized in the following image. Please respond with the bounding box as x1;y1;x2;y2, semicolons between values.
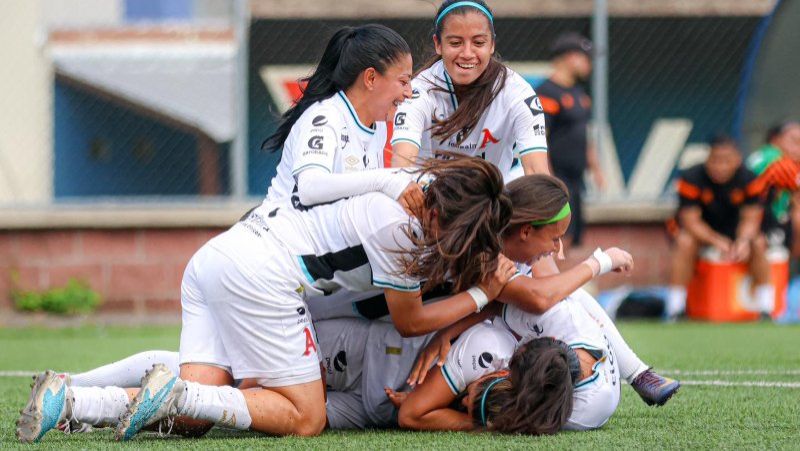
538;32;604;247
667;135;772;320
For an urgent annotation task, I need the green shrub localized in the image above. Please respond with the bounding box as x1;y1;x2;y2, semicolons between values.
12;279;102;315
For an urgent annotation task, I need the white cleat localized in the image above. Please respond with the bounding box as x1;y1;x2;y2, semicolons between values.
16;370;72;443
114;363;185;441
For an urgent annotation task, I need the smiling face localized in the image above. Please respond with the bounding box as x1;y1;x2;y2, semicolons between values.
434;10;495;86
368;52;413;122
502;216;571;266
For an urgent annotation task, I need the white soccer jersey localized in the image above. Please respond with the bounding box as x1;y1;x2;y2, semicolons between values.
265;90;387;203
440;321;518;395
498;289;621;431
241;190;420;297
391;60;548;178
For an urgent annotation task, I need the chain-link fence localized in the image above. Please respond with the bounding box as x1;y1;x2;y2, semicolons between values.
3;0;794;210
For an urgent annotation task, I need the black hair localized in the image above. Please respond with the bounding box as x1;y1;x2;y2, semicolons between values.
708;133;738;150
420;0;507;145
262;24;411;152
766;120;800;144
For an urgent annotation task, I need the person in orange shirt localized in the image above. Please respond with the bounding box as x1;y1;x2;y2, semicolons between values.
537;32;604;247
667;135;771;320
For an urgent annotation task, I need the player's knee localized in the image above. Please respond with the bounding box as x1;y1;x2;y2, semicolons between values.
674;231;697;252
751;235;768;254
397;406;420;430
292;409;326;437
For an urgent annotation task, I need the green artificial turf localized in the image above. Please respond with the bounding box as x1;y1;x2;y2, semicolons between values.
1;322;798;449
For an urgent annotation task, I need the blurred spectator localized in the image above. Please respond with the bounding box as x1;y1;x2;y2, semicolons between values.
746;120;800;256
667;135;772;320
538;32;604;247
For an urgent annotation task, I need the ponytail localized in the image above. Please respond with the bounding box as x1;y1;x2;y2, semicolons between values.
262;24;410;152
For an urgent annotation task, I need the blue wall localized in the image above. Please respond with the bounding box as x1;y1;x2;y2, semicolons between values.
54;80;230;198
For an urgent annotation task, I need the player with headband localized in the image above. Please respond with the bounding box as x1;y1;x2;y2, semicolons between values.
15;155;515;443
391;0;549;178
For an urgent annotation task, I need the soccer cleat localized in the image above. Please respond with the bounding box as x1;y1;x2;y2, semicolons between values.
114;363;185;441
631;369;681;406
16;370;72;443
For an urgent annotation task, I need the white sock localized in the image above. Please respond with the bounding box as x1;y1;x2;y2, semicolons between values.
70;386;129;426
573;288;649;383
177;381;252;430
754;284;775;314
70;351;180;387
667;286;687;318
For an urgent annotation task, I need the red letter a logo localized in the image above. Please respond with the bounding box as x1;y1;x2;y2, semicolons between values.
479;129;499;149
303;327;317;356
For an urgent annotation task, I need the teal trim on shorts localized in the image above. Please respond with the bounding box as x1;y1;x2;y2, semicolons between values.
441;365;460;395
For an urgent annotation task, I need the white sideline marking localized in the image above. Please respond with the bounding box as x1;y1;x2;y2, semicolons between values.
682;380;800;388
0;371;37;377
663;369;800;376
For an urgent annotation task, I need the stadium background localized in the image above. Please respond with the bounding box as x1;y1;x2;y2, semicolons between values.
0;0;798;317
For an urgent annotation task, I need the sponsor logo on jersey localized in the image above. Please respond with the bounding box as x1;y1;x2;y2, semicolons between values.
302;327;317;356
340;131;350;149
312;115;327;126
307;135;324;150
395;112;407;126
411;88;420;99
532;324;544;336
333;351;347;372
477;352;494;369
345;155;360;168
533;123;545;136
525;95;543;116
479;129;500;149
296;306;306;315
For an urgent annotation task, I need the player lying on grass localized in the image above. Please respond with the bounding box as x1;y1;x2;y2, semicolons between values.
17;174;677;442
16;155;515;443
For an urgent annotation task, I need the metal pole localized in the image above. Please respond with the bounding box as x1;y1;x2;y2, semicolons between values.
592;0;609;183
231;0;250;199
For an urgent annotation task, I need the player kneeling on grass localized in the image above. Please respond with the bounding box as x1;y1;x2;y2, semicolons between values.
15;153;515;443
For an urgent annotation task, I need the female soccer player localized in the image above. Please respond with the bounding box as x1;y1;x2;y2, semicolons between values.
16;155;514;443
390;0;550;177
260;24;423;212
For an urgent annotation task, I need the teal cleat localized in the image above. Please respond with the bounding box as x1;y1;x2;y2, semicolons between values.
16;370;72;443
631;369;681;406
114;363;185;441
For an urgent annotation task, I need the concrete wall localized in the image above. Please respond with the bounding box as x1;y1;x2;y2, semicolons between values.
0;1;53;205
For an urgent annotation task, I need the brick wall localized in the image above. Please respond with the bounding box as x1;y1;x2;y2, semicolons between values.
0;223;671;314
0;228;224;314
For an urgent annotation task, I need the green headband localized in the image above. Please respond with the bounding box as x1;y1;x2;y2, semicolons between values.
530;203;571;226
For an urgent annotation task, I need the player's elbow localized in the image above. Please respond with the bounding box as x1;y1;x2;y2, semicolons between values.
395;321;424;338
397;405;423;430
